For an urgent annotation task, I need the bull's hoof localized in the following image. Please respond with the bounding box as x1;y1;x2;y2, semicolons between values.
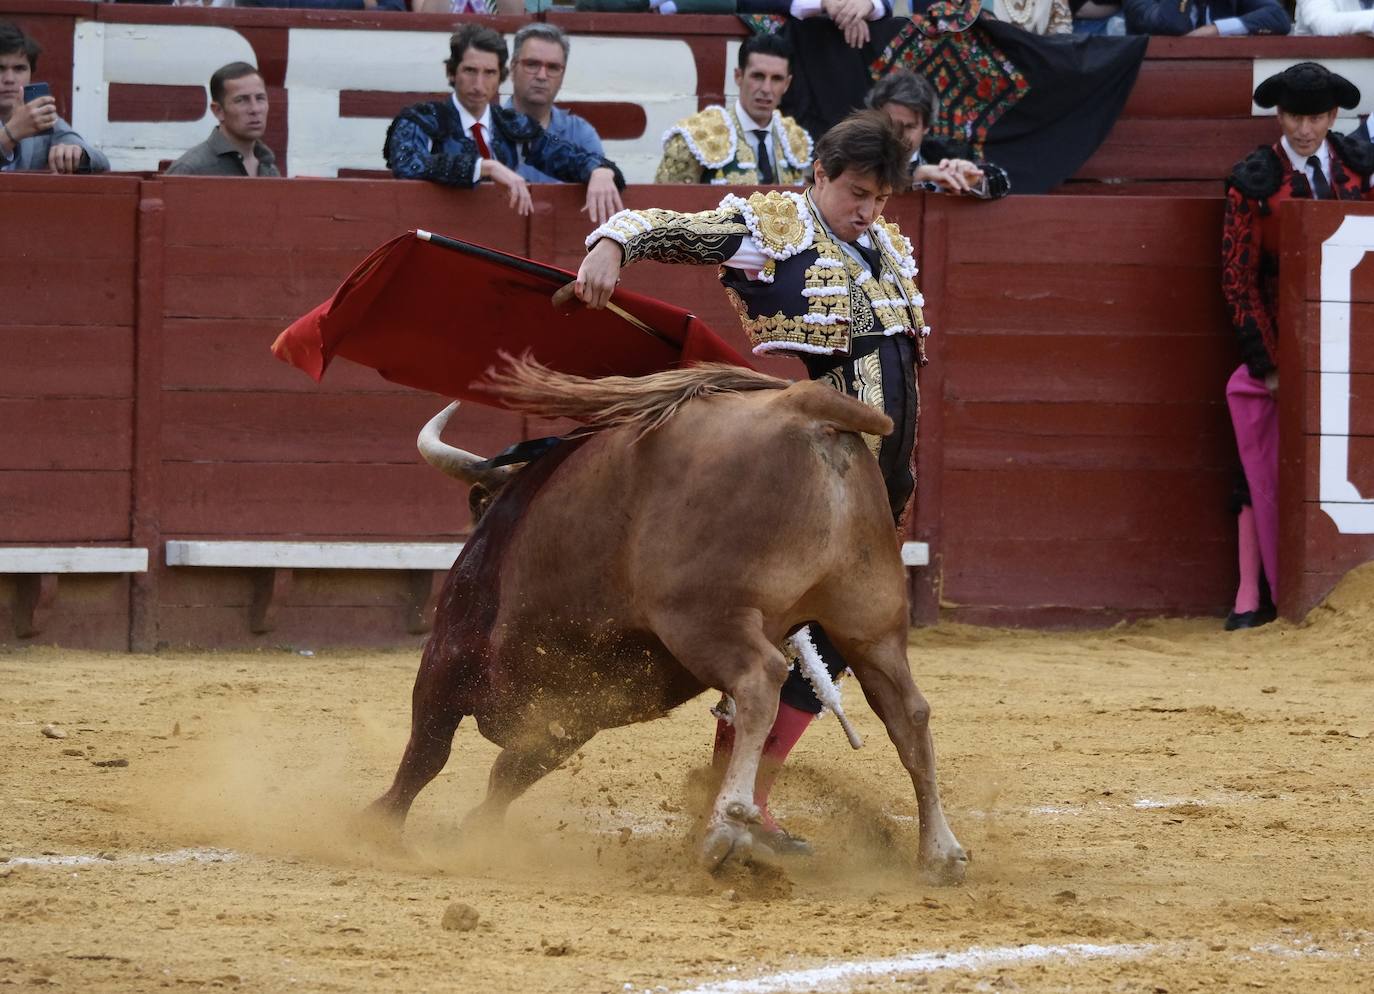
919;845;970;886
352;802;406;847
700;822;754;872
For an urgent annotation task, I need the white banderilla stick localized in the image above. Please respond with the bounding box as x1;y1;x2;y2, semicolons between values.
709;626;864;750
791;625;863;750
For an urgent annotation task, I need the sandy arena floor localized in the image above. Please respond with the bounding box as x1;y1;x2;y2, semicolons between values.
3;566;1373;994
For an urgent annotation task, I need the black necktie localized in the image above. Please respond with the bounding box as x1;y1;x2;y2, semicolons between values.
1308;155;1333;200
753;129;775;184
851;240;882;276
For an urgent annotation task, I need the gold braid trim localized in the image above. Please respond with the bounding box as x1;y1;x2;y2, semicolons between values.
588;207;749;267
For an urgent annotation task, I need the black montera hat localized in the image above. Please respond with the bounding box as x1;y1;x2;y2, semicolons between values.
1254;62;1361;116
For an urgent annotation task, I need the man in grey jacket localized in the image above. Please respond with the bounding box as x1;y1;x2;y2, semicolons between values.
0;22;109;173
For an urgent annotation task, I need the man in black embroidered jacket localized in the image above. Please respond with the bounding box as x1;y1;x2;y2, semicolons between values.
576;111;925;855
384;24;625;222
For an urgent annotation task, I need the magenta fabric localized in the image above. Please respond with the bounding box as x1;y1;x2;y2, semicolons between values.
1226;364;1280;599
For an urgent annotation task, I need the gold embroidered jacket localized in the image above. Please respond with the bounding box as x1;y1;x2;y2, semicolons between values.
653;105;813;186
586;190;927;361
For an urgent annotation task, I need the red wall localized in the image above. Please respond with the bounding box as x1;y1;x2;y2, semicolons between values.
1279;201;1374;618
1;176;1250;647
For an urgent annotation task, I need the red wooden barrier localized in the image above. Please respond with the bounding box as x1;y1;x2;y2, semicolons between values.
2;176;1254;647
1278;201;1374;620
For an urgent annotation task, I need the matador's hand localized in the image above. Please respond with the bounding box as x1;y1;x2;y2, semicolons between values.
576;238;623;310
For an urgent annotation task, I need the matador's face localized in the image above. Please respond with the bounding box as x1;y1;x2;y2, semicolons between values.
812;163;892;245
1277;107;1338;159
734;53;792;129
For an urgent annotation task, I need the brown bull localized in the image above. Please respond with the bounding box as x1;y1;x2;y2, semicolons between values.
367;358;967;882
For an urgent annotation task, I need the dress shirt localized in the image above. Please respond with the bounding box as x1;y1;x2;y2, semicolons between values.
454;95;494;184
735;100;778;177
1281;134;1333;196
1191;1;1249;32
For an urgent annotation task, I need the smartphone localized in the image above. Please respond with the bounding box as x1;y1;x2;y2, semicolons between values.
22;82;50;104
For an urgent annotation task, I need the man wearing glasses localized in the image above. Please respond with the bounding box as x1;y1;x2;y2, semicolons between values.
504;24;606;186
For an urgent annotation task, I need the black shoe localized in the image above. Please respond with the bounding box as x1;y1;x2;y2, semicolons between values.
749;825;814;856
1224;605;1277;631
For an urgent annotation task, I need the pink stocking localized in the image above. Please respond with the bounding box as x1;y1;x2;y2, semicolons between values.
1234;505;1262;614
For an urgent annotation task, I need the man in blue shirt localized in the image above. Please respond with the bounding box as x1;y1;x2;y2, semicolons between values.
504;24;608;186
1123;0;1290;34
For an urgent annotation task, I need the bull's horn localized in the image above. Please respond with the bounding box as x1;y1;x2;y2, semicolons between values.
417;402;515;489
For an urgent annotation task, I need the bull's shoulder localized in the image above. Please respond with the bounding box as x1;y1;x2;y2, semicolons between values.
719;189;814;260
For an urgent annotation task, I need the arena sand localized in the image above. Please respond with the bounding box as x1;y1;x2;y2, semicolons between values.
3;565;1373;993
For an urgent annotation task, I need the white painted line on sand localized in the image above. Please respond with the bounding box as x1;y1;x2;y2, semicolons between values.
5;848;241;868
672;941;1155;994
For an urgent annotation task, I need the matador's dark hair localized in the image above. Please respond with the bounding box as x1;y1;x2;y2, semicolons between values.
447;24;509;83
814;110;909;193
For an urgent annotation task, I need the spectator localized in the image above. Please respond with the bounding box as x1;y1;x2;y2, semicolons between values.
867;70;1010;199
729;0;894;48
992;0;1074;34
167;63;279;177
0;22;108;174
654;34;812;185
504;24;605;185
1123;0;1290;34
384;25;624;222
1295;0;1374;34
236;0;408;11
1072;0;1127;33
1219;62;1372;629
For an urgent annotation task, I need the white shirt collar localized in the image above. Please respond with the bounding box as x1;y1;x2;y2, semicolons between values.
735;99;775;143
453;94;493;137
1280;135;1330;174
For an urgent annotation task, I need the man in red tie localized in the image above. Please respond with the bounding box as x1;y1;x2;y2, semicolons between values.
1219;62;1374;629
384;25;624;222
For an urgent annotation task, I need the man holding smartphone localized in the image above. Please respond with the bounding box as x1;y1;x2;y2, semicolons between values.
0;22;109;174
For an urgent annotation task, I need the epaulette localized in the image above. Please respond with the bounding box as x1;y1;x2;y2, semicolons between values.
494;106;541;144
779;116;814;169
1226;144;1284;201
661;106;735;169
870;216;918;281
1330;131;1374;179
719;190;814;260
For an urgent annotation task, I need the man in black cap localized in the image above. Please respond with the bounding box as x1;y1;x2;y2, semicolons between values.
1219;62;1372;630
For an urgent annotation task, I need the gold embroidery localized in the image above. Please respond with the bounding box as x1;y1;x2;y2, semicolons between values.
853;352;885;457
679;107;734;166
612;207;750;266
744;192;808;257
781;117;813;169
744;311;850;353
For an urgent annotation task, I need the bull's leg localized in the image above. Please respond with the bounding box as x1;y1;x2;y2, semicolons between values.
361;654;470;839
463;724;593;830
657;609;790;871
833;627;968;885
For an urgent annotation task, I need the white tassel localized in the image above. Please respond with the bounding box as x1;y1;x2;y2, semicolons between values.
790;625;863;749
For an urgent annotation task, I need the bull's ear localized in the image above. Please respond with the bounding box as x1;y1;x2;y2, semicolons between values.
468;484;493;524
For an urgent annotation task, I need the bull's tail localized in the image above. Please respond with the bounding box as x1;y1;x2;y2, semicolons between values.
776;380;893;438
480;352;790;435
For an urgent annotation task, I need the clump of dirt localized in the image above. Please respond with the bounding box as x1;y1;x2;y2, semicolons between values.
1302;560;1374;635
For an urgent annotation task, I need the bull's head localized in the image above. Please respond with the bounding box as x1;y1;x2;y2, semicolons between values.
417;403;518;522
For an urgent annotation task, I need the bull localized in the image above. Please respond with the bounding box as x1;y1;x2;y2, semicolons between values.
366;357;967;883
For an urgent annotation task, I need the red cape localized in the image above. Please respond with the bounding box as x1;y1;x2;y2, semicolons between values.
271;230;750;401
